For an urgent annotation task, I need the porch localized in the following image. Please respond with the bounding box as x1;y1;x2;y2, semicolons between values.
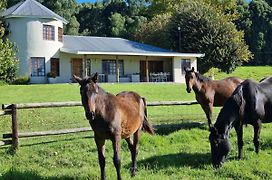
70;55;174;83
58;35;204;84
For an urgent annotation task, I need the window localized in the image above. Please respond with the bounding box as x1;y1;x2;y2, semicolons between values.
31;57;45;76
102;60;124;76
50;58;60;76
181;59;191;74
43;25;55;40
58;27;63;42
86;59;92;76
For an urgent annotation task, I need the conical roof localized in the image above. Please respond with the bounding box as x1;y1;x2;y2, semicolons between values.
1;0;68;24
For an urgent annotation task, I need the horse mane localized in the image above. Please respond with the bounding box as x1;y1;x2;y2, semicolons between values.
195;72;211;83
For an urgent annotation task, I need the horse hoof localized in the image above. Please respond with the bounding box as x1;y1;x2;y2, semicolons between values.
130;167;137;177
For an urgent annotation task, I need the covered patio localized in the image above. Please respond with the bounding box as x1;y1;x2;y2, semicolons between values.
60;35;204;83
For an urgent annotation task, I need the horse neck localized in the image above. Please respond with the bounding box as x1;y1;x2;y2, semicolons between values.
93;86;109;116
192;72;212;93
214;98;240;137
192;79;202;93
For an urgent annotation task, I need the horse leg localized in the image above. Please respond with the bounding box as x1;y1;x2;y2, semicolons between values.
94;136;106;180
201;102;213;129
126;130;140;177
112;135;122;180
253;120;262;154
234;123;243;159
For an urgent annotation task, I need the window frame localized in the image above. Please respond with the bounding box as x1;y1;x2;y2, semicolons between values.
86;59;92;76
31;57;46;77
102;60;124;76
181;59;191;74
58;27;63;42
43;24;55;41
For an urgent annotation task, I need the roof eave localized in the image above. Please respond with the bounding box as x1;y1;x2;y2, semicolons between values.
60;48;205;58
2;15;68;24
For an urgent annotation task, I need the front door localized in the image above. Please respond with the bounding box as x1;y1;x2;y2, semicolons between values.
72;58;83;78
140;61;164;82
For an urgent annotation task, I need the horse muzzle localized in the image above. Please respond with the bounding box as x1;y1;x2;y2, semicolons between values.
85;111;95;121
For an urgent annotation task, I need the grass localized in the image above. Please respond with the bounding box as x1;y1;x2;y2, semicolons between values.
0;66;272;179
211;65;272;81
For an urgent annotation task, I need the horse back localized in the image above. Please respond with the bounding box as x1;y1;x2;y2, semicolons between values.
211;77;243;106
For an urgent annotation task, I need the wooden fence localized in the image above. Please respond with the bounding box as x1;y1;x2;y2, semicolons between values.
0;100;198;151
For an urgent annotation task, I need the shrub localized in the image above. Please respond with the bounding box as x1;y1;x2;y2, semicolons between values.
0;80;7;86
12;76;30;85
47;72;56;78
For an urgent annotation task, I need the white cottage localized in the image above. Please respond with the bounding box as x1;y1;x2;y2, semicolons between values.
1;0;204;84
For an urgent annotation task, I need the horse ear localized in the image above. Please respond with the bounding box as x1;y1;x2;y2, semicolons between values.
92;72;98;83
73;75;83;85
183;67;187;72
192;67;195;72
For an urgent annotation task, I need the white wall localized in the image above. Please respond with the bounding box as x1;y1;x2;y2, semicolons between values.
5;17;63;83
172;57;197;83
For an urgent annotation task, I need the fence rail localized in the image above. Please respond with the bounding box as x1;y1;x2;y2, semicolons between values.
2;100;198;110
0;100;198;151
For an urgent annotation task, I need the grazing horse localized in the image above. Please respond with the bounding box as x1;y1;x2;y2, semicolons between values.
184;67;243;129
209;76;272;168
74;73;154;180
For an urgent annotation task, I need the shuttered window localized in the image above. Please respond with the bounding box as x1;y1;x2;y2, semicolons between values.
58;27;63;42
31;57;45;76
43;25;55;41
102;60;124;76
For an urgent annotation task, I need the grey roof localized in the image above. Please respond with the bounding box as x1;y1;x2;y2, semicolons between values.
61;35;204;58
1;0;68;24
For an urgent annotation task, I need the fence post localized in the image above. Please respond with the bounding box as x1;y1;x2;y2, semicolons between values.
11;104;18;151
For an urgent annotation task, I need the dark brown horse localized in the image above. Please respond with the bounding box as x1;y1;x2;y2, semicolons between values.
74;73;154;180
184;67;243;129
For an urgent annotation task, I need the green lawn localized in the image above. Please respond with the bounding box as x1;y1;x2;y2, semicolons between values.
0;66;272;179
210;65;272;81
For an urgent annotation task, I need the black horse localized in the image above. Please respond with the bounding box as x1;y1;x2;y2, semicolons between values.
209;76;272;168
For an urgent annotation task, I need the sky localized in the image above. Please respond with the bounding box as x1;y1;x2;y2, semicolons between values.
76;0;252;4
77;0;97;3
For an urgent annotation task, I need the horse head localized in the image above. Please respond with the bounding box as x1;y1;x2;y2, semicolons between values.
184;67;196;93
73;73;99;121
209;126;231;168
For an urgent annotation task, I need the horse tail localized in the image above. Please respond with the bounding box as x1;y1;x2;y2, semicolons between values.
239;79;259;121
141;97;155;135
235;84;245;121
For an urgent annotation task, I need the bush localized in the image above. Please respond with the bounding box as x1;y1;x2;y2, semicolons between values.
12;76;30;85
47;72;56;78
0;39;18;83
0;80;7;86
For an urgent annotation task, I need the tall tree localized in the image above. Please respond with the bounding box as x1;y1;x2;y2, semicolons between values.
41;0;79;35
6;0;20;8
247;0;272;65
169;1;251;73
110;12;126;36
77;0;148;39
134;13;172;49
0;3;18;83
147;0;184;17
